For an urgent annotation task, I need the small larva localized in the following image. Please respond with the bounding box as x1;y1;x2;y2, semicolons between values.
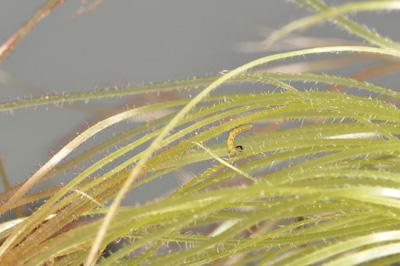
227;123;252;154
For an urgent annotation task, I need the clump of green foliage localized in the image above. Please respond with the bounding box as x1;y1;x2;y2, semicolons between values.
1;0;400;265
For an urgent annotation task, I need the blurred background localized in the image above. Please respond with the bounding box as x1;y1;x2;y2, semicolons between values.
1;0;399;207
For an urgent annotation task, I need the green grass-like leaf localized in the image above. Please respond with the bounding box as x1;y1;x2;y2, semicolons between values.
2;1;400;265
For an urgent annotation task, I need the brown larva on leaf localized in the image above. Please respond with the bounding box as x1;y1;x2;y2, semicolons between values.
227;124;252;154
